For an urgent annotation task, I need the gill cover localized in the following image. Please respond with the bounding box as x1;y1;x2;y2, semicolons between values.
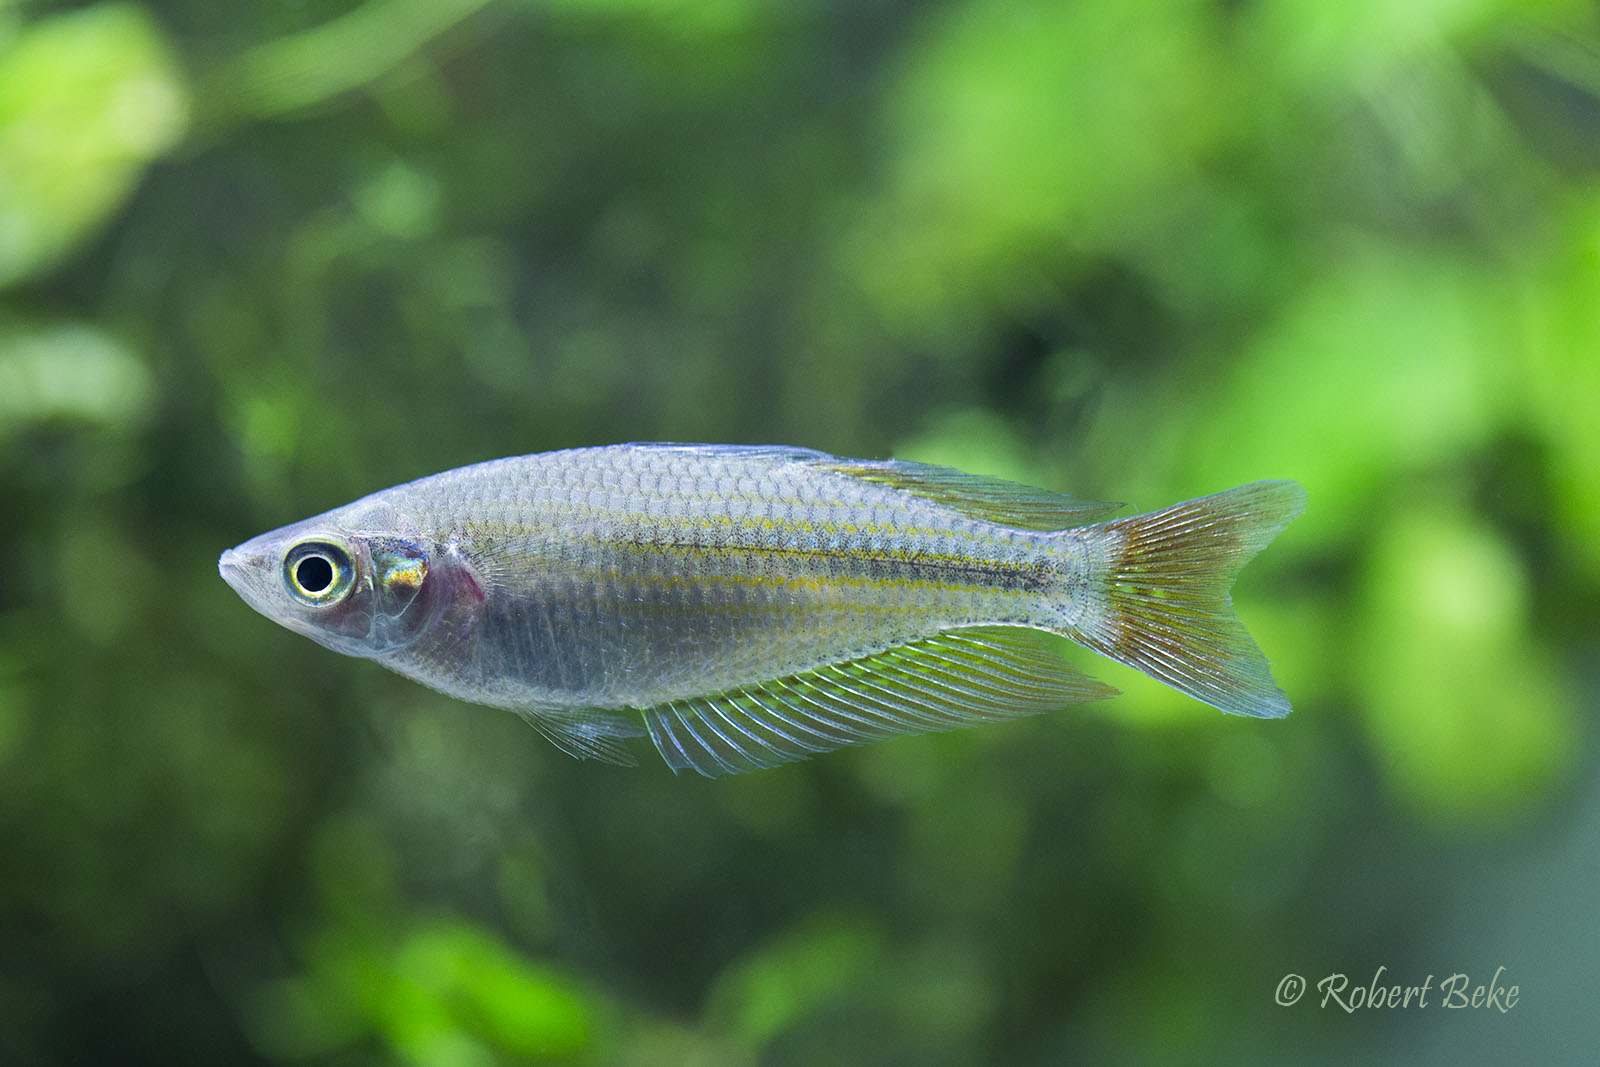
364;537;432;649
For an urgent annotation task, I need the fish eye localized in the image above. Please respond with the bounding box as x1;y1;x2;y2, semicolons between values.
283;540;356;606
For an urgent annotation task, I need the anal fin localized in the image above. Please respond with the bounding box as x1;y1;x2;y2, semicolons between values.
641;625;1118;777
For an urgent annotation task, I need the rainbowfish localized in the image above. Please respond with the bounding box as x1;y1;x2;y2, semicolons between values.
219;444;1305;775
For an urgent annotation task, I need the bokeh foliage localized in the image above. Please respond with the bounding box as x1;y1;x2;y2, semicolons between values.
2;0;1598;1062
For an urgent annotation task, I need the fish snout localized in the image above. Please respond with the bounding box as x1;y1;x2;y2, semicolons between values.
217;541;279;606
217;547;245;586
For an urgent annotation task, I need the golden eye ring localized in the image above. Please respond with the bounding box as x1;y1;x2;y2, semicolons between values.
283;540;356;606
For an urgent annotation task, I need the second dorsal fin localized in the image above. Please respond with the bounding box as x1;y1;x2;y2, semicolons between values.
824;458;1122;531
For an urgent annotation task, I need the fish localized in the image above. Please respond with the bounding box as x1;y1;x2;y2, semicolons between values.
218;443;1305;776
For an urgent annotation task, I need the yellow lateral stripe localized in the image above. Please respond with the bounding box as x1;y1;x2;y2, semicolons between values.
455;507;1020;554
459;526;1036;578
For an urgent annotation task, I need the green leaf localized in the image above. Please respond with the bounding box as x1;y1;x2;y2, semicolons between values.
0;3;188;287
0;318;155;433
1356;504;1576;822
839;0;1231;329
209;0;494;120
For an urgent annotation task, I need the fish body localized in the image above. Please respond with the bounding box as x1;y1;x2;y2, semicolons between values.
219;443;1305;775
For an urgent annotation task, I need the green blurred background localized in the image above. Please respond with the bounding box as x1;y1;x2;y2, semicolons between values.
3;0;1598;1062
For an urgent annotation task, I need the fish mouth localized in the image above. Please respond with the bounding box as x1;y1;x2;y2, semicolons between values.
218;547;247;591
218;542;275;611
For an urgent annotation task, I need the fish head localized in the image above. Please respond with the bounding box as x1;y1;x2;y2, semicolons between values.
218;504;447;659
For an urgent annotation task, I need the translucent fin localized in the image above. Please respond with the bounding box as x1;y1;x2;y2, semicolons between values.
620;442;828;462
1067;481;1306;719
619;444;1122;530
521;708;644;767
640;625;1119;776
825;458;1123;530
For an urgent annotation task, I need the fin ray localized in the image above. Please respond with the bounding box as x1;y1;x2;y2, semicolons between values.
742;689;839;750
1066;480;1305;719
521;708;643;766
641;625;1118;776
824;459;1123;530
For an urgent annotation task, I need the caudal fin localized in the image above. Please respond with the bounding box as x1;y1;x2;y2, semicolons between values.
1065;481;1306;718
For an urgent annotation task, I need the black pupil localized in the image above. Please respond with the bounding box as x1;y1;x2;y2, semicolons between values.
296;555;335;594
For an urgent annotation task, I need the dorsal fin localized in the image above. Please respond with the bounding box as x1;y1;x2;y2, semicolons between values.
618;444;1121;530
619;442;828;463
639;625;1119;776
824;458;1123;530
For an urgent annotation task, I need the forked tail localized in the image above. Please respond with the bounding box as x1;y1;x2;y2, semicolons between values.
1062;481;1306;718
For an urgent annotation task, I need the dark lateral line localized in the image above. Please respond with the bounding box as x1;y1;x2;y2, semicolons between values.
603;538;1053;594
